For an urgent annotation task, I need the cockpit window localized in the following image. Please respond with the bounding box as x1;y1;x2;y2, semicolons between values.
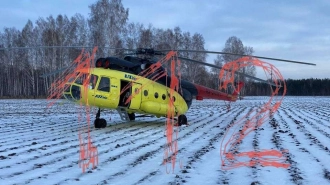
89;74;98;89
98;77;110;92
75;73;88;85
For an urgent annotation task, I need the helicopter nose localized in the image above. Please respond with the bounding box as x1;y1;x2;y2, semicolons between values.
63;84;81;101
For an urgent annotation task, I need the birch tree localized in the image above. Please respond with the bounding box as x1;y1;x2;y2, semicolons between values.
88;0;128;56
221;36;256;95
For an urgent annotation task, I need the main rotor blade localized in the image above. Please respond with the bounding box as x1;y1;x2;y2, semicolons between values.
159;49;316;66
178;56;278;86
40;67;70;78
124;52;139;55
0;46;134;51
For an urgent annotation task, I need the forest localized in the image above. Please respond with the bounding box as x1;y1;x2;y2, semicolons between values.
0;0;329;98
244;79;330;96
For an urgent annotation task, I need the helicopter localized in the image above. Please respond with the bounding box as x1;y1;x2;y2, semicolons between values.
60;49;243;128
51;47;315;128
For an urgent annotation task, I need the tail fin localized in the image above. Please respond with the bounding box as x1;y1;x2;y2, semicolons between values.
232;81;244;96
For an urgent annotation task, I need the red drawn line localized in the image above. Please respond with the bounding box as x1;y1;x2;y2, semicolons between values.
46;47;99;173
119;51;183;173
164;54;182;173
219;57;289;169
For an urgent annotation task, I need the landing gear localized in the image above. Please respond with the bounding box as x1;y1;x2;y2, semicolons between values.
94;118;107;128
128;113;135;121
94;108;107;128
178;114;188;126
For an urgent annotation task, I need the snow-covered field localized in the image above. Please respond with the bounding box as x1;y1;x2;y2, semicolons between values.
0;97;330;185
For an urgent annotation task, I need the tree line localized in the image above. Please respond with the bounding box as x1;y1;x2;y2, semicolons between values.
244;78;330;96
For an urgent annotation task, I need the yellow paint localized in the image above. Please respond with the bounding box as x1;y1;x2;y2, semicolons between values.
65;68;188;117
129;83;142;110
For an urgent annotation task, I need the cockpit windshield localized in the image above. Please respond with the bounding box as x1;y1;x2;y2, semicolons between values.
89;74;98;89
75;73;89;85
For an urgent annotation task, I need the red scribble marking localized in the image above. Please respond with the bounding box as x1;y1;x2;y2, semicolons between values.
164;53;182;173
119;51;182;173
120;61;167;105
219;57;289;169
47;48;95;107
47;47;99;173
78;105;99;173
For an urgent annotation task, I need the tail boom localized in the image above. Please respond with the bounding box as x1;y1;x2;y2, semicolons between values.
194;82;244;102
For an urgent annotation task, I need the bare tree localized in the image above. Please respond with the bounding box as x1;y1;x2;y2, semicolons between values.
138;24;154;48
173;27;183;50
21;20;37;97
181;33;207;84
1;27;22;96
210;54;223;89
68;14;90;60
221;36;256;95
88;0;128;56
221;36;256;80
123;22;143;49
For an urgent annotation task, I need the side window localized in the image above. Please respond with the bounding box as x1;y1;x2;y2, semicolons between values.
89;74;98;89
98;77;110;92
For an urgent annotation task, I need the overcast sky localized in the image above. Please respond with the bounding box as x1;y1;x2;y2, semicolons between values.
1;0;329;79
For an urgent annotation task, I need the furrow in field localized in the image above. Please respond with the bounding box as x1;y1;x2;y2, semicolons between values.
276;109;330;184
149;106;248;185
1;119;167;183
22;110;223;185
55;104;244;185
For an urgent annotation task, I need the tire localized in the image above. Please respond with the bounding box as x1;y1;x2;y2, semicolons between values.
100;118;107;128
178;115;187;126
128;113;135;121
94;118;107;128
94;119;100;128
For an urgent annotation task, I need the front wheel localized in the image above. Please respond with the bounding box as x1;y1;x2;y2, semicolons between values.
94;118;107;128
128;113;135;121
178;115;187;126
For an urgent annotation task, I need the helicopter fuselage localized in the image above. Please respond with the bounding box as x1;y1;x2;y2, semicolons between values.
63;68;189;117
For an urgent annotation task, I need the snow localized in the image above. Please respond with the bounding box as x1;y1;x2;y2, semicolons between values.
0;97;330;185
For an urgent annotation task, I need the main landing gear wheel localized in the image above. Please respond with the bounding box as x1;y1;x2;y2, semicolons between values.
178;114;188;126
94;118;107;128
128;113;135;121
94;108;107;128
